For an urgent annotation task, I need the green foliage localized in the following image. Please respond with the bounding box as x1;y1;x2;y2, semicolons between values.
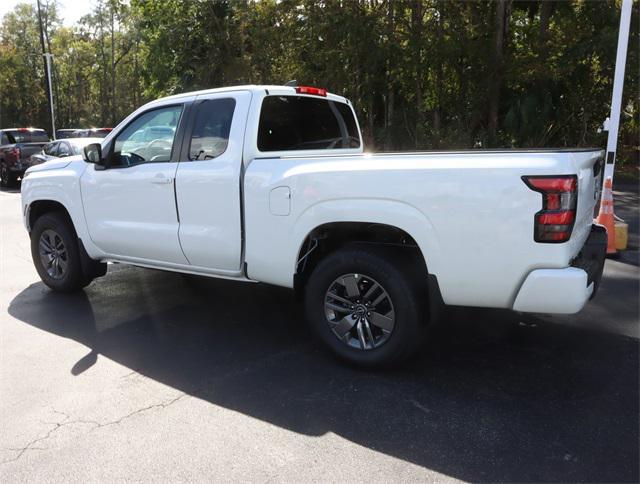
0;0;637;153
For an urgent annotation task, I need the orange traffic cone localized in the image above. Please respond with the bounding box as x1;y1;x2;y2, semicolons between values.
595;176;617;255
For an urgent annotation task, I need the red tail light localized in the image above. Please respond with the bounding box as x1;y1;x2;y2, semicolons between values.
295;86;327;97
522;175;578;243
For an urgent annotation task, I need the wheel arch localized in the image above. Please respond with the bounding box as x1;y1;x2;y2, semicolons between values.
289;198;441;280
295;220;425;276
293;220;445;323
27;198;107;282
26;199;78;233
27;199;75;233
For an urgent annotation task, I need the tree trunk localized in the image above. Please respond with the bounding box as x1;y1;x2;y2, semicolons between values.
487;0;511;145
98;2;108;126
411;0;423;149
384;0;395;150
540;1;553;42
433;0;445;148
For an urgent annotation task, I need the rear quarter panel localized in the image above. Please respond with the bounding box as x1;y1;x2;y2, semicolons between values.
244;150;602;309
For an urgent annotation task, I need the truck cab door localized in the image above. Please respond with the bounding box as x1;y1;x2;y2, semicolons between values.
80;103;189;265
175;90;251;272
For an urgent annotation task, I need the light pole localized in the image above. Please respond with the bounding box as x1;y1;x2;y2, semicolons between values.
36;0;56;139
602;0;633;183
43;53;56;139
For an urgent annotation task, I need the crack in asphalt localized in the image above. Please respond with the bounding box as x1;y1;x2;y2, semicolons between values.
92;393;188;430
2;349;299;466
1;394;188;465
2;419;70;465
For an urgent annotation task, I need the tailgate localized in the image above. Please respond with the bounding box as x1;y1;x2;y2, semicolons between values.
570;150;604;250
18;142;47;160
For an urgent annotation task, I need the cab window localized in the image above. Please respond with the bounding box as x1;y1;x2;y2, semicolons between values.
112;105;183;167
258;96;360;151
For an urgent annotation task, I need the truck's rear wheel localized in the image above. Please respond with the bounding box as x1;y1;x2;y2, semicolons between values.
31;212;93;292
304;246;427;367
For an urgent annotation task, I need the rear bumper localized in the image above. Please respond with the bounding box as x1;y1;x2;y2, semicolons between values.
512;224;607;314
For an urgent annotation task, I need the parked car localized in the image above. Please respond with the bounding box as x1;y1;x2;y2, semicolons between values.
55;129;81;139
21;85;607;367
0;128;50;187
27;138;103;167
72;128;112;138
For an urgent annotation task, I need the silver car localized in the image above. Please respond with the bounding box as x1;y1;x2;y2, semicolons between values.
25;137;103;168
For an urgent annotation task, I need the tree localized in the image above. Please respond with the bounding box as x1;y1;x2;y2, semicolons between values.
0;0;637;156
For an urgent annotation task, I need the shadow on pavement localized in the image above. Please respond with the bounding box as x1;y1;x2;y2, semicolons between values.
8;265;639;482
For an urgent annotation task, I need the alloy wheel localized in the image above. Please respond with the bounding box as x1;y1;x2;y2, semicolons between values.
324;273;395;350
38;229;69;280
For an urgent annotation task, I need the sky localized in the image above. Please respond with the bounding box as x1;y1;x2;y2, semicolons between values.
0;0;93;26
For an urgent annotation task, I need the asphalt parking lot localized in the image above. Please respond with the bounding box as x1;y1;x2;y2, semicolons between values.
1;185;638;482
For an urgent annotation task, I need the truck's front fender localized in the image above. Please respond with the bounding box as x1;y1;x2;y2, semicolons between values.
21;161;105;260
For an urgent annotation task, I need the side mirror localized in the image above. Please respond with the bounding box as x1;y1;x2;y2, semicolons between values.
83;143;103;165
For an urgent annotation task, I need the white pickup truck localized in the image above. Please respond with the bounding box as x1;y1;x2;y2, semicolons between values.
21;84;607;366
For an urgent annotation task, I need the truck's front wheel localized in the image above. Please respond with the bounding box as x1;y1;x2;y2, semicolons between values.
304;246;427;367
31;212;93;292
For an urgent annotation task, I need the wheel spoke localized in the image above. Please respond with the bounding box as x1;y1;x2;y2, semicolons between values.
40;236;53;252
362;318;376;348
369;311;394;332
326;291;353;306
341;275;361;298
39;240;51;255
371;291;387;308
325;301;351;313
362;282;379;301
332;315;356;338
356;320;367;349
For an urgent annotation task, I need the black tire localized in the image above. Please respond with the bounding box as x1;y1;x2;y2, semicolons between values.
304;246;428;368
0;162;17;188
30;212;93;292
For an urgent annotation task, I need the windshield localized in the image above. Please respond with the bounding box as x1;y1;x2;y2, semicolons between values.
258;96;360;151
5;130;49;143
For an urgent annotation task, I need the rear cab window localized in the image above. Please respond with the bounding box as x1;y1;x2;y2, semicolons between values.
258;95;360;152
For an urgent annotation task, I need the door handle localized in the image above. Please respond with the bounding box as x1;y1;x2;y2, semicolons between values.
151;174;173;185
